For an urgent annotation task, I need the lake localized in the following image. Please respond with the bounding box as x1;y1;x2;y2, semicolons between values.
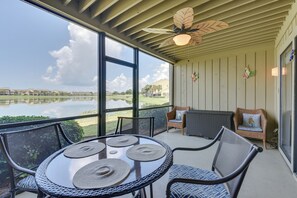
0;97;137;118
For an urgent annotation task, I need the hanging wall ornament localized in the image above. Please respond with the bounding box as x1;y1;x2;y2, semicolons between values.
242;65;256;79
192;72;199;82
289;49;295;62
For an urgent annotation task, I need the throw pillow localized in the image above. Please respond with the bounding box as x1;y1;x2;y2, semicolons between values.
175;110;186;120
242;113;261;128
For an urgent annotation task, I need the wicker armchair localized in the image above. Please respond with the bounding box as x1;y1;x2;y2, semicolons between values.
233;108;267;148
166;106;190;135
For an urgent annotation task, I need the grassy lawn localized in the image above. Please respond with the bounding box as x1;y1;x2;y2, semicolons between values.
78;110;133;137
81;124;98;138
77;95;169;137
107;94;169;106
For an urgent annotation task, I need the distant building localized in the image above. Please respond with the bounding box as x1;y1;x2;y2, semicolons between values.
0;88;96;97
0;88;10;95
152;79;169;97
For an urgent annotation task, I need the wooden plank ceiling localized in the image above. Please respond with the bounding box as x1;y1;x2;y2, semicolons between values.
25;0;294;63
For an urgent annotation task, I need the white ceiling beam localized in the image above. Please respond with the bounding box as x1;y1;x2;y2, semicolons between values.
79;0;96;13
90;0;119;19
100;0;142;24
116;0;189;33
62;0;71;6
109;0;164;28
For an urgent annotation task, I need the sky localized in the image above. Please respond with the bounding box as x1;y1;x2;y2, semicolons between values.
0;0;169;93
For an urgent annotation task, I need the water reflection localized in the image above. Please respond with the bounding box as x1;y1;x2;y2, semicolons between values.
0;96;97;106
0;97;134;118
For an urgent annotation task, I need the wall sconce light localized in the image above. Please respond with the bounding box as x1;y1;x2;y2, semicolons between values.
271;67;287;76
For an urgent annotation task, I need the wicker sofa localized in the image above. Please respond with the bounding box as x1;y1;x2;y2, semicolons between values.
186;110;234;139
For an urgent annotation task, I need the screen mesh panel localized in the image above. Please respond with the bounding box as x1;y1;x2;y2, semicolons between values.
118;117;153;137
139;107;169;135
213;128;252;196
4;124;66;171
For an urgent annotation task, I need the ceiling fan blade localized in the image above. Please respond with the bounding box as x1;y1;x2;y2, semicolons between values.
159;37;175;47
142;28;174;34
188;34;203;46
188;40;202;46
173;7;194;29
191;20;229;35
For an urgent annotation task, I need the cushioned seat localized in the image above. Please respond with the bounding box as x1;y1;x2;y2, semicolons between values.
233;108;267;148
169;119;182;123
17;175;38;192
169;164;230;198
238;125;263;132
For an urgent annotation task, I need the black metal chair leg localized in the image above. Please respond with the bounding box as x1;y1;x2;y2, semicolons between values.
10;190;15;198
150;184;153;198
37;190;44;198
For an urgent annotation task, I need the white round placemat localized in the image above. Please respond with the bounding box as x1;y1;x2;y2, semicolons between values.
126;144;166;162
73;159;130;189
63;142;105;158
106;135;138;147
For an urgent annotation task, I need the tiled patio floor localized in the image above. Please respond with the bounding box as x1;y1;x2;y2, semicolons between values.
18;129;297;198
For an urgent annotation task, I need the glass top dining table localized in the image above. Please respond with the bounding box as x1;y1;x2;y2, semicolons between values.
35;134;173;197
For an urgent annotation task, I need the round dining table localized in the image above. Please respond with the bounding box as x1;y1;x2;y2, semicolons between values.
35;134;173;197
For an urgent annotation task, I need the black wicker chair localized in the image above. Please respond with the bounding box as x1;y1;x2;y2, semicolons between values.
166;126;262;198
115;116;155;198
0;123;73;198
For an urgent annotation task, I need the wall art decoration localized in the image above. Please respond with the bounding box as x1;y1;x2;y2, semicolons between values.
242;65;256;79
289;49;295;61
192;72;199;82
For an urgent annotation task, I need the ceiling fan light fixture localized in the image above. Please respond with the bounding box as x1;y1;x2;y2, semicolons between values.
173;34;191;46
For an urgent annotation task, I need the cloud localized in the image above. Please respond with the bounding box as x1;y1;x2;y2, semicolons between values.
105;37;123;58
42;23;98;87
106;73;132;92
138;62;170;90
139;74;150;90
42;22;169;91
153;62;169;81
46;66;53;74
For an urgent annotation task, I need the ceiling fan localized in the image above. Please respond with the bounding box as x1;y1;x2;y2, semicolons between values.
143;7;229;47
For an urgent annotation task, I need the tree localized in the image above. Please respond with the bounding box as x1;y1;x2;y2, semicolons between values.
125;89;132;95
141;85;152;96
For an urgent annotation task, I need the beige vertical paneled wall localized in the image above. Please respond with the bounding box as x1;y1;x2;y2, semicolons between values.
174;43;277;138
